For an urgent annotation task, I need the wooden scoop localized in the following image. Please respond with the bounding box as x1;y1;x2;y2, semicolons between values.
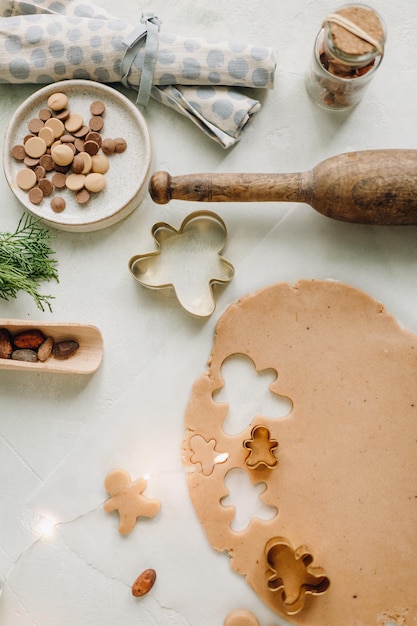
149;149;417;225
0;320;103;374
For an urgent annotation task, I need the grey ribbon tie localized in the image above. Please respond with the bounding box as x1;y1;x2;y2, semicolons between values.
120;13;161;107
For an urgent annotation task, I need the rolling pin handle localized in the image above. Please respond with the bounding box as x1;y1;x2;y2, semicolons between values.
149;171;172;204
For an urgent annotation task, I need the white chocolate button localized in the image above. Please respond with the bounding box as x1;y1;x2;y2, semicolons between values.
66;173;86;191
65;113;84;134
45;117;65;139
91;154;109;174
38;126;55;147
78;151;92;174
51;144;74;166
47;92;68;111
24;136;47;158
16;168;37;190
85;172;106;192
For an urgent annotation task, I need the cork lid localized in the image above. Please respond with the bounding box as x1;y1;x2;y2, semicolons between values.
327;5;385;57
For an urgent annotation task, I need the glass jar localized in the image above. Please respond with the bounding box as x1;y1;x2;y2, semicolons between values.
305;4;386;111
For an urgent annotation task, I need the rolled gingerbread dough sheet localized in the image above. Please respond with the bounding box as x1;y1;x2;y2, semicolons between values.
183;279;417;626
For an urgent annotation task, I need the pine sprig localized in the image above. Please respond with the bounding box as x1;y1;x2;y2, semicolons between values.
0;214;59;312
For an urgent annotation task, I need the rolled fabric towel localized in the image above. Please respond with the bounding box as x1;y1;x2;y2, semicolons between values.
0;0;276;147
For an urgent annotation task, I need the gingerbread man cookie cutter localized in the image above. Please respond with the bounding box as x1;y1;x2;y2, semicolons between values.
243;425;279;470
128;211;234;317
265;536;330;615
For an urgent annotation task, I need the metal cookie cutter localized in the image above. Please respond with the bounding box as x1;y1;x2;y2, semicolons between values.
243;425;279;470
128;211;234;317
265;537;330;615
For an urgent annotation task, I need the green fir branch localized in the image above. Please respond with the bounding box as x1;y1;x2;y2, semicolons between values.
0;214;59;312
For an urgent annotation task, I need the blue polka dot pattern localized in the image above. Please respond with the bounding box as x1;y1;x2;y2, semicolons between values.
66;45;83;65
158;49;175;66
212;98;234;120
25;25;43;43
31;47;47;67
5;35;22;53
0;0;276;148
9;57;30;79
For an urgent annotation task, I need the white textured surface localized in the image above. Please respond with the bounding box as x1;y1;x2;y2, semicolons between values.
1;1;417;625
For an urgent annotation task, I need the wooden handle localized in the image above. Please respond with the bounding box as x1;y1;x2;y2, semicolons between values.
149;150;417;224
149;170;309;204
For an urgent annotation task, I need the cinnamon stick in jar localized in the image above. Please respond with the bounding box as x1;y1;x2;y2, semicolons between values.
305;4;386;110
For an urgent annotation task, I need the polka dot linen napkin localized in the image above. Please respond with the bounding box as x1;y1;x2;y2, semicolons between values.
0;0;276;148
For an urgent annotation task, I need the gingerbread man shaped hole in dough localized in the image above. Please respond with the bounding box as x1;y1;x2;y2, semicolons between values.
213;354;293;435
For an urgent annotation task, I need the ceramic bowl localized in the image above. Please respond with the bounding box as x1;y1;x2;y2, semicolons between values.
3;80;152;232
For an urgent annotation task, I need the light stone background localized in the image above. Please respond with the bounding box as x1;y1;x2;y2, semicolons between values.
0;0;417;625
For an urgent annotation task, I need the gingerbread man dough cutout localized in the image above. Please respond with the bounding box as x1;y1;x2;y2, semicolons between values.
104;468;160;535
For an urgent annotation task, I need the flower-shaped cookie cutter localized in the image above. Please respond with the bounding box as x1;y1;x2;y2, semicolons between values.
129;211;234;317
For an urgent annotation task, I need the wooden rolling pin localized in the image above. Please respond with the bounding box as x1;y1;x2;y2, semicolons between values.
149;149;417;225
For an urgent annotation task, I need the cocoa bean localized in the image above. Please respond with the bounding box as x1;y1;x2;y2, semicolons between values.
12;349;38;362
53;340;79;359
37;336;54;362
131;568;156;597
13;328;45;350
0;328;13;359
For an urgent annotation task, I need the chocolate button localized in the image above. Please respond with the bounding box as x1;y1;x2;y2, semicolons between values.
23;156;40;168
34;165;46;180
55;108;70;121
28;118;44;134
83;140;99;156
75;188;90;204
90;100;105;116
71;154;85;174
51;197;66;213
85;131;102;147
39;154;55;171
38;178;54;196
74;138;85;152
73;125;89;138
89;115;104;132
60;134;76;143
38;108;52;121
53;163;70;174
11;144;26;161
28;187;44;205
114;138;127;153
101;138;116;155
51;172;67;189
